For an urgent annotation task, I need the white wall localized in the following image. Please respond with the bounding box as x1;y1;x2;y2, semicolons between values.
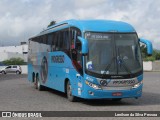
20;65;28;74
143;61;152;71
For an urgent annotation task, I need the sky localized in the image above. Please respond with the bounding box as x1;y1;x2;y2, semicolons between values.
0;0;159;49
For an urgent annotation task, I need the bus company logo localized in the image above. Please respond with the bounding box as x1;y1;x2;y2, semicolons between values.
100;79;111;86
100;80;108;86
52;55;64;63
41;56;48;84
113;79;135;85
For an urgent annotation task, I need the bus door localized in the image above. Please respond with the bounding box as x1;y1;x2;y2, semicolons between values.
70;30;83;75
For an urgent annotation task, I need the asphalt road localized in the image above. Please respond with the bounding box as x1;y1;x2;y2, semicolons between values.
0;72;160;120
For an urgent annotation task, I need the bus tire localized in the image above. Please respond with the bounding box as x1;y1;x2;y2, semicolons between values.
66;81;76;102
36;75;44;91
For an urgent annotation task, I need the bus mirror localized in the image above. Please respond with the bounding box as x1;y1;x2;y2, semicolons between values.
139;38;153;55
77;36;88;54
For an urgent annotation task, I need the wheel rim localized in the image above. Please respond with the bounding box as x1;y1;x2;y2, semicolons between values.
34;76;37;89
37;78;40;89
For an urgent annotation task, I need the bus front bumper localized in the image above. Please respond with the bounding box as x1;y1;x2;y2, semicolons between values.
81;84;143;99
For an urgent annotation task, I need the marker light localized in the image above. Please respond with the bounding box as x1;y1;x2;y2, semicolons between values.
85;81;101;90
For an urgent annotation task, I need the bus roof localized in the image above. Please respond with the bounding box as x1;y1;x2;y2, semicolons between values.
34;19;136;38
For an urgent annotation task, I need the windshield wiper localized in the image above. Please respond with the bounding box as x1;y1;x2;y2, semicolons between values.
101;56;116;77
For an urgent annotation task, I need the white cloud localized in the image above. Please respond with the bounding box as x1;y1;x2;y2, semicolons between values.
0;0;159;49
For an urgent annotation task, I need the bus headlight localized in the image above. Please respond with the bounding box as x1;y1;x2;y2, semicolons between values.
132;80;143;89
85;81;101;90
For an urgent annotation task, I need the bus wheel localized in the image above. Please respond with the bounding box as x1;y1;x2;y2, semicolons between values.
66;81;76;102
36;76;43;91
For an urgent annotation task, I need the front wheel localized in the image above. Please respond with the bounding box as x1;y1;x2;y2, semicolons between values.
66;81;77;102
1;71;6;74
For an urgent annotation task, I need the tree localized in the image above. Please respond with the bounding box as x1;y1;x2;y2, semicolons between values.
155;51;160;60
47;20;56;27
140;45;160;61
2;57;26;65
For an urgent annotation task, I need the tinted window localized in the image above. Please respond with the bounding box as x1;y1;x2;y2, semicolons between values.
29;28;81;53
6;66;11;69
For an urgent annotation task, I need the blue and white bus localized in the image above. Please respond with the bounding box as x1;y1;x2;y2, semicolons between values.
28;19;152;101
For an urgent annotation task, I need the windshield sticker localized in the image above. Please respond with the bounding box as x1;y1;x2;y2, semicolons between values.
86;61;93;70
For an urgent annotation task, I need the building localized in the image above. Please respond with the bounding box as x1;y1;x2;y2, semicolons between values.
0;43;28;62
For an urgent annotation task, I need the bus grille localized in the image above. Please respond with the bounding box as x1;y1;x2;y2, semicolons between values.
102;86;132;90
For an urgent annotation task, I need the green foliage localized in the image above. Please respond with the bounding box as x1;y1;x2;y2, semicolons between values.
155;51;160;60
143;56;156;61
2;57;26;65
141;45;160;61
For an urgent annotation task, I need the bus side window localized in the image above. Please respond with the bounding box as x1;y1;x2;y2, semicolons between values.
59;31;63;50
48;34;53;52
61;30;70;55
55;32;59;51
52;32;57;51
65;30;70;50
70;30;75;49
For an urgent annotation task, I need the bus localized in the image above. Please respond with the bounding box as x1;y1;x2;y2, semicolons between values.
28;19;153;101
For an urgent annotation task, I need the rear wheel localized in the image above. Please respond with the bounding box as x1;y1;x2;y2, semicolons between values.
36;76;44;91
16;71;21;74
66;81;76;102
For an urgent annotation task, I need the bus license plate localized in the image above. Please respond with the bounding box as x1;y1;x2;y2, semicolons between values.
112;92;122;96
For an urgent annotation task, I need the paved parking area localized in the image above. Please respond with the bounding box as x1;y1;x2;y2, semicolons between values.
0;72;159;119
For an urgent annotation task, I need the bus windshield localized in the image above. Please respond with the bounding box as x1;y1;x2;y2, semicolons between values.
85;32;142;76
